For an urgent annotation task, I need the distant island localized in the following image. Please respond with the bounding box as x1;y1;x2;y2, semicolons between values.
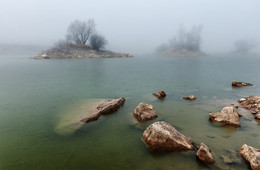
34;19;133;59
156;25;206;57
33;43;133;59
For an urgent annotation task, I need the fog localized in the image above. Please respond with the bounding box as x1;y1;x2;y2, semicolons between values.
0;0;259;55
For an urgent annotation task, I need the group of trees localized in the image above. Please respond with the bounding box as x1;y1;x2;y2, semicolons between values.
234;39;257;53
59;19;107;51
157;25;203;53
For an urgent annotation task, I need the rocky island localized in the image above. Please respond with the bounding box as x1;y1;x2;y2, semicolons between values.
33;44;133;59
33;19;133;59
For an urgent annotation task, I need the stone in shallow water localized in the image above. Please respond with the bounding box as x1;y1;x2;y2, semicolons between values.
183;95;197;100
196;143;215;164
133;103;158;122
240;144;260;170
232;80;252;87
152;91;166;99
209;106;241;127
142;121;195;151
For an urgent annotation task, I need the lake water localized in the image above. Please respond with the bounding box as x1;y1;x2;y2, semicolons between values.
0;53;260;169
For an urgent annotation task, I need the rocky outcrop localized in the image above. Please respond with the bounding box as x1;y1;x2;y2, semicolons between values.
238;96;260;116
153;91;166;99
133;103;158;122
81;97;125;123
142;121;195;151
209;106;240;127
196;143;215;164
240;144;260;170
183;95;197;100
232;80;252;87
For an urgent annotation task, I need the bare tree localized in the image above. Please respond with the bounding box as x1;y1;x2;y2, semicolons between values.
66;19;96;45
234;39;257;53
89;34;107;51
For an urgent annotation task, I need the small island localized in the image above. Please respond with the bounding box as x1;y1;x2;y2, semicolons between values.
156;25;206;57
34;19;133;59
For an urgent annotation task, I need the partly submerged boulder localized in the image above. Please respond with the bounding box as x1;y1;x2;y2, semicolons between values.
96;97;125;114
196;143;215;164
238;96;260;116
142;121;195;151
81;97;125;123
232;80;252;87
153;91;166;99
183;95;197;100
209;106;240;127
240;144;260;170
133;103;158;122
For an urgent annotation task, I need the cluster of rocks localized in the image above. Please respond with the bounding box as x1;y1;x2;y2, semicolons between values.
133;91;215;165
79;80;260;169
238;96;260;119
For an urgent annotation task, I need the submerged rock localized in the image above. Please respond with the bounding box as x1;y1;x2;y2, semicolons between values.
80;112;101;123
232;80;252;87
81;97;125;123
153;91;166;99
196;143;215;164
183;95;197;100
238;96;260;116
142;121;195;151
240;144;260;170
133;103;158;122
209;106;240;127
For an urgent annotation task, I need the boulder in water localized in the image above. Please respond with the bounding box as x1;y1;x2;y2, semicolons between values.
153;91;166;99
142;121;195;151
240;144;260;170
81;97;125;123
133;103;158;122
183;95;197;100
232;80;252;87
196;143;215;164
209;106;240;127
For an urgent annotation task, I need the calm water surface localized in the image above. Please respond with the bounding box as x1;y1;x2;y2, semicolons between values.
0;54;260;169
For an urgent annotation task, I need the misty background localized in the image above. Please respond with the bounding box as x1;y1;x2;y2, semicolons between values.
0;0;259;55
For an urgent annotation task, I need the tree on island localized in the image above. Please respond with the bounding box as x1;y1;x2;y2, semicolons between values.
157;25;204;56
234;39;257;54
90;33;107;51
66;19;96;45
47;19;107;53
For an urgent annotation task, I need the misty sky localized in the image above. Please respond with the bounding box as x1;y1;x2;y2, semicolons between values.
0;0;259;54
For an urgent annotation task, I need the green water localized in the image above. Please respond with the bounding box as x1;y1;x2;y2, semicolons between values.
0;54;260;169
